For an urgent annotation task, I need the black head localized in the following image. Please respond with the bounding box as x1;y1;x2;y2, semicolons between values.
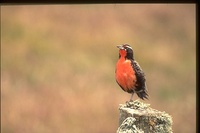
117;44;134;60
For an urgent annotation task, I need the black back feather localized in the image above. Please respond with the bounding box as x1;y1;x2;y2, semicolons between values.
131;60;148;100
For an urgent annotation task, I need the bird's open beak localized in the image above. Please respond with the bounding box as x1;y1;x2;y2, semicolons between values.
117;45;124;50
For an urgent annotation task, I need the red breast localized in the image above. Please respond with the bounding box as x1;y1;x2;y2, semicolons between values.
115;49;137;92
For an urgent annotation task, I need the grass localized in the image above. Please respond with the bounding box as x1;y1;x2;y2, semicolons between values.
1;4;196;133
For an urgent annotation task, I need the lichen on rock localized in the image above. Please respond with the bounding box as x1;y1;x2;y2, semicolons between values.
117;100;173;133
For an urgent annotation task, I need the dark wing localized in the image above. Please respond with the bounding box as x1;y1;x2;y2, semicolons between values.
131;60;148;100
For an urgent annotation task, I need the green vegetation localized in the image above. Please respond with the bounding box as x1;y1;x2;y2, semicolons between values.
1;4;196;133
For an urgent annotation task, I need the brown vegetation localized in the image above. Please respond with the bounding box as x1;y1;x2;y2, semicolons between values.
1;4;196;133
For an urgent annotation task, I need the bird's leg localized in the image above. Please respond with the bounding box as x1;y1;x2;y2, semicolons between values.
129;93;134;102
126;93;134;107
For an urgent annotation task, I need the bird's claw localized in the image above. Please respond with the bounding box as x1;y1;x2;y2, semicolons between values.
129;99;133;102
126;100;134;108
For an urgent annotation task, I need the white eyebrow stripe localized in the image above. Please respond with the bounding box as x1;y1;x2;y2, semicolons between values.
124;45;132;49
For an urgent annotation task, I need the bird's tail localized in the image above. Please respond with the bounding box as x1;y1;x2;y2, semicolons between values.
136;89;148;100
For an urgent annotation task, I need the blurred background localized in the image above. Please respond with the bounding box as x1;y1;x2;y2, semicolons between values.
1;4;196;133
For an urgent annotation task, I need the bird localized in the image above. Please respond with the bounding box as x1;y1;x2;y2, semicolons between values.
115;44;148;101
